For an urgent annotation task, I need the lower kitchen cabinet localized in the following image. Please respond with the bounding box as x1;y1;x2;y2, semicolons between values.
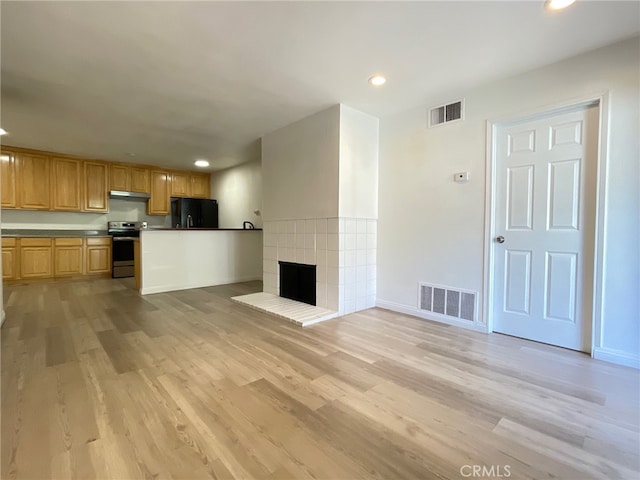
19;238;54;279
86;237;111;274
1;236;112;283
2;238;18;281
54;238;84;276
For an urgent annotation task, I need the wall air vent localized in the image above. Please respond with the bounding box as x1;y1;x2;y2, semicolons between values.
428;99;464;127
419;282;476;322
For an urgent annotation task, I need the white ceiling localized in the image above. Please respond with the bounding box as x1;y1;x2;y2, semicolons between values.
1;1;638;171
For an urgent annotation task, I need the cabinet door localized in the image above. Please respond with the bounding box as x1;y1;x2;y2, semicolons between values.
54;238;84;276
17;153;50;210
20;238;53;279
2;238;18;281
1;150;17;208
130;166;150;193
171;172;190;197
190;174;210;198
51;157;82;211
109;164;130;191
84;161;109;212
148;170;170;215
86;238;111;274
2;247;18;280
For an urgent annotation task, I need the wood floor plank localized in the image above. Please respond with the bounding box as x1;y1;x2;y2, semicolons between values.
2;277;639;479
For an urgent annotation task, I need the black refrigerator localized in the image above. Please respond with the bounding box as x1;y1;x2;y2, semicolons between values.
171;198;219;228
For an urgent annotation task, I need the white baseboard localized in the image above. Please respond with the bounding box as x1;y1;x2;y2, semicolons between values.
593;347;640;369
376;299;488;333
140;275;262;295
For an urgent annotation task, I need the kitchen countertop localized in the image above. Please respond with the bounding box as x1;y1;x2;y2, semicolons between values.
1;229;109;237
144;228;263;232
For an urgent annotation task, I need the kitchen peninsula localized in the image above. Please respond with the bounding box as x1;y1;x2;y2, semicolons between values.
136;228;262;295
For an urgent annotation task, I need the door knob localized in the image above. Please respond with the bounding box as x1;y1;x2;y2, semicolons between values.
495;236;505;244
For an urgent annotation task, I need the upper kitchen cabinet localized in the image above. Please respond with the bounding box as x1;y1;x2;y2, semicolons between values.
17;152;51;210
109;163;130;191
110;163;150;194
169;171;210;198
51;157;82;211
83;161;109;212
190;174;210;198
171;171;190;197
148;170;170;215
130;166;150;193
0;149;17;208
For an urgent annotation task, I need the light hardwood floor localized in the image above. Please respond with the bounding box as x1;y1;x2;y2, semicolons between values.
2;279;639;479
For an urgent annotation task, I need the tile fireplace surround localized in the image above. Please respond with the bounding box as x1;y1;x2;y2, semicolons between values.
233;217;376;325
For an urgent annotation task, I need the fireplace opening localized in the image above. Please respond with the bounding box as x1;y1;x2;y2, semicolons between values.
279;261;316;306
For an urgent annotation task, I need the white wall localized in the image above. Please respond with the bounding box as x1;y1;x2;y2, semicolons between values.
0;198;170;229
339;105;380;219
262;105;340;221
210;158;263;228
377;37;640;366
140;230;262;294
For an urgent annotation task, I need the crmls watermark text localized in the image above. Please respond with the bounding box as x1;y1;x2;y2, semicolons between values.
460;465;512;478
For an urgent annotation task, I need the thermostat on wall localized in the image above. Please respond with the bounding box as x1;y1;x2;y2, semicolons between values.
454;171;470;183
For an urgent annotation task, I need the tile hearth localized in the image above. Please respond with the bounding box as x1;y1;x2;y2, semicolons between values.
231;292;338;327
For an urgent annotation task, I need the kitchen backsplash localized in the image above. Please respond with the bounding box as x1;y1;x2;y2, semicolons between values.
0;199;171;230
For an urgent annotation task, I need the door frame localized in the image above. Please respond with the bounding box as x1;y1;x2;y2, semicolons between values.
482;92;610;356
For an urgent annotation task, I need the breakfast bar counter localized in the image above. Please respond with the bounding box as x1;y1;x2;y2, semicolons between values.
137;228;262;295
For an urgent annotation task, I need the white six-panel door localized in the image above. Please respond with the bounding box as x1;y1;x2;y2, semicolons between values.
493;105;598;351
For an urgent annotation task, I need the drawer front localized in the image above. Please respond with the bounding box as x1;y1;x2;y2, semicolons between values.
86;237;111;246
20;238;53;247
2;237;17;247
54;237;84;246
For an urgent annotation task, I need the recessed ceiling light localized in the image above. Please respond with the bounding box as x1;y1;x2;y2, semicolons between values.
126;152;136;157
194;160;210;168
368;74;386;87
0;128;7;136
545;0;576;11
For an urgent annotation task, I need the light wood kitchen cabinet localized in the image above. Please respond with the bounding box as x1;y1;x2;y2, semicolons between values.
170;171;190;197
109;163;130;191
190;174;210;198
19;238;53;279
85;237;111;274
2;236;112;283
54;238;84;276
109;163;150;194
148;170;170;215
51;157;82;211
2;238;18;281
130;166;150;193
2;145;211;216
17;152;51;210
1;149;17;208
84;161;109;212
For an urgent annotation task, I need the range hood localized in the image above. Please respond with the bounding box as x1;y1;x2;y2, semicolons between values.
109;190;151;200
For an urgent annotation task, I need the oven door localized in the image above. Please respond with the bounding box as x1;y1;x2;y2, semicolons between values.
111;237;135;277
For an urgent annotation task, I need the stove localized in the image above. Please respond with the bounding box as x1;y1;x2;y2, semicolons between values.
107;221;147;278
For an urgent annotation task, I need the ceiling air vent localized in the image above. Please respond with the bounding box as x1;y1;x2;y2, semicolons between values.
428;99;464;127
